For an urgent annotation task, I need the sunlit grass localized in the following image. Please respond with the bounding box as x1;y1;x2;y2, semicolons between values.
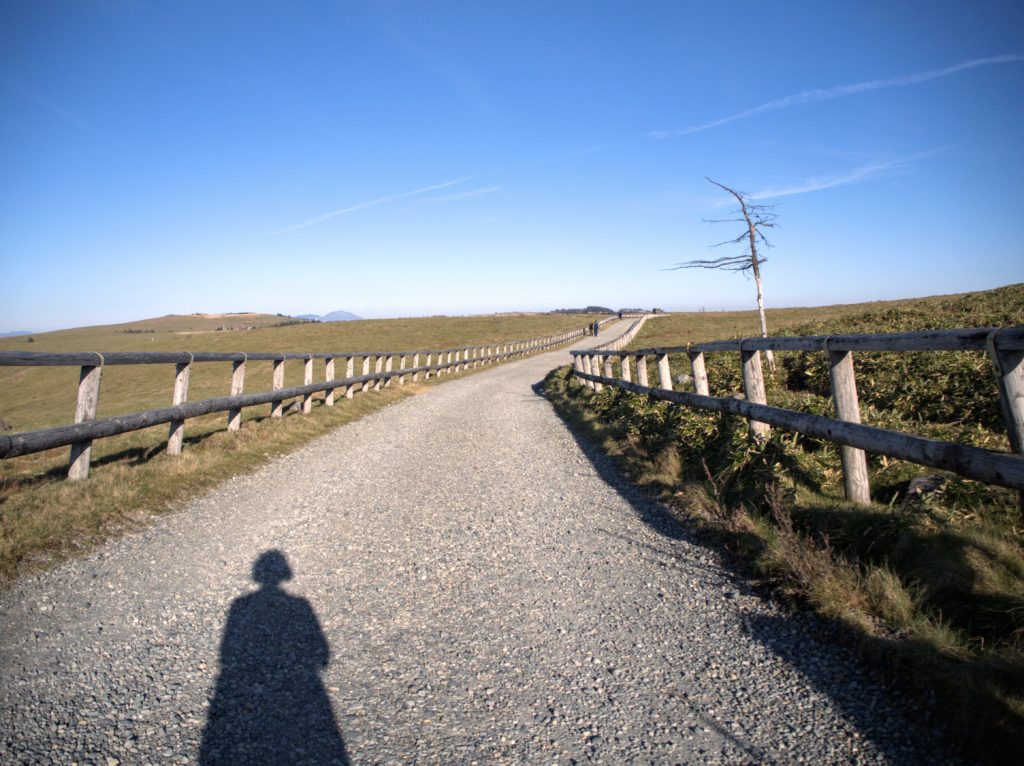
0;313;601;584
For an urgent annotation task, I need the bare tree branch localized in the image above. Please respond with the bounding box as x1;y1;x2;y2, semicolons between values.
666;177;779;373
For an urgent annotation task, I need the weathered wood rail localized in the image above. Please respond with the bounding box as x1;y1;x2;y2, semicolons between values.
571;326;1024;499
0;322;603;480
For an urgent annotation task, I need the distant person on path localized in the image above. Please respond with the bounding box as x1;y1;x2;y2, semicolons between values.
200;549;349;765
592;320;600;337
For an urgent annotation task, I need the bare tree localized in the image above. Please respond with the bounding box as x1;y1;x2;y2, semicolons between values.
667;177;778;373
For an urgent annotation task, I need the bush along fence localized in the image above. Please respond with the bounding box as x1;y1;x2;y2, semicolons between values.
0;322;606;481
571;326;1024;504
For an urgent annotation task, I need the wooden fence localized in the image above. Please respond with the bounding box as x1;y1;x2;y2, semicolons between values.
590;312;661;353
0;322;601;480
571;326;1024;501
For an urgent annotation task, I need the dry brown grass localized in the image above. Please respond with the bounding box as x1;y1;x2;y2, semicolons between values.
0;312;600;585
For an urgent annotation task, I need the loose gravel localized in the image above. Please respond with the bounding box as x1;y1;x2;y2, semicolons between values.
1;323;956;764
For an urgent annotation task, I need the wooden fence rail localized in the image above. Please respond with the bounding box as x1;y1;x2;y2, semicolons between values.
0;322;599;480
571;325;1024;502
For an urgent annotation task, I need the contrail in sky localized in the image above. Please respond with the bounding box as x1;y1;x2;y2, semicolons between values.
422;186;500;203
0;76;94;131
650;54;1024;139
748;157;910;199
270;177;471;236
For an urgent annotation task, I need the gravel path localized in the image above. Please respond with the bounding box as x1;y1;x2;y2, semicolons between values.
1;323;953;765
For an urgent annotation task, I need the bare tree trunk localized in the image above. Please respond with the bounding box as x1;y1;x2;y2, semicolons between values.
669;178;779;377
743;199;776;375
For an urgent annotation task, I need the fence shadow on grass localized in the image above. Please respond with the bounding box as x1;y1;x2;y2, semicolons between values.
199;549;350;766
532;372;947;765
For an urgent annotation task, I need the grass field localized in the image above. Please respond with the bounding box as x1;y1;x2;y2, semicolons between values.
0;312;601;433
627;291;1007;348
545;283;1024;762
0;311;602;583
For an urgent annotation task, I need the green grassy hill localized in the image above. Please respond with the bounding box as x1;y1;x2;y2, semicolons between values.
630;284;1024;348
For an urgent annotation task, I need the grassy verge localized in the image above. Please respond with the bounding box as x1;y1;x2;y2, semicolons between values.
1;313;601;585
543;366;1023;762
544;285;1024;763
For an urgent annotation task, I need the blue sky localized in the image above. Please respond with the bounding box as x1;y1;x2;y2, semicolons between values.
2;1;1023;331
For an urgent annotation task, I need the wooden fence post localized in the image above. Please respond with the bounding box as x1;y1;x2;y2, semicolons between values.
345;356;355;399
688;349;710;395
740;342;770;440
362;356;372;392
827;343;871;504
656;353;673;391
227;357;246;430
398;354;407;385
603;355;614;380
383;355;393;388
301;356;314;413
167;357;192;454
635;354;649;387
423;352;433;379
988;331;1024;517
271;359;285;417
581;354;594;389
68;362;103;480
620;353;631;382
590;355;603;391
989;333;1024;454
374;355;385;391
324;357;336;406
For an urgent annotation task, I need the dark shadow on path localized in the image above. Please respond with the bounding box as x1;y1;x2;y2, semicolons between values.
531;372;946;765
199;549;350;766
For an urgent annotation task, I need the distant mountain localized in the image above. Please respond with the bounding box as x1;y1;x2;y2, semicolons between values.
1;330;32;337
297;310;362;322
550;306;615;314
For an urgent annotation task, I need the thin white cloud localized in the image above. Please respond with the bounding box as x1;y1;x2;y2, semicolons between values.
748;152;935;200
0;76;94;131
650;54;1024;139
270;177;471;236
422;186;500;203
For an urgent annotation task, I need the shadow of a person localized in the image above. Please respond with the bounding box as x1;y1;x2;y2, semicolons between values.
199;550;349;765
